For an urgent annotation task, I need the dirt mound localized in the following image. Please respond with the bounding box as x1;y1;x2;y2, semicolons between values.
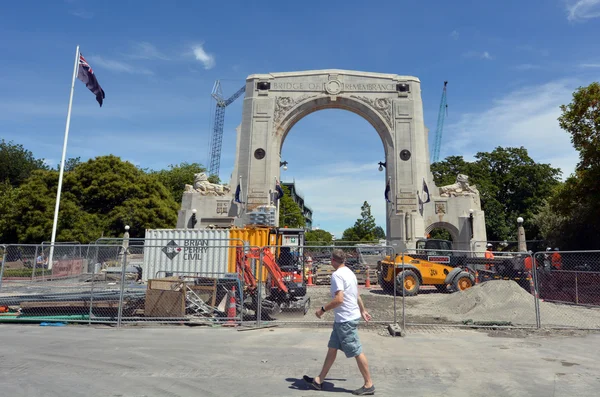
415;280;600;327
437;280;538;324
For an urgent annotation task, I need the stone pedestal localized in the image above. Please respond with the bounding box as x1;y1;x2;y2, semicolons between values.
176;192;237;229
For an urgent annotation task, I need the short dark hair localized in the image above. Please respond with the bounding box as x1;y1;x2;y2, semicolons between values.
331;249;346;263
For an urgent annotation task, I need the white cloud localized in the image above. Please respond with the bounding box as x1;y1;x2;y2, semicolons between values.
192;44;216;69
128;42;169;60
580;63;600;68
86;56;153;75
566;0;600;21
516;45;550;57
442;79;582;179
69;10;93;19
450;30;459;40
463;51;494;60
514;63;541;71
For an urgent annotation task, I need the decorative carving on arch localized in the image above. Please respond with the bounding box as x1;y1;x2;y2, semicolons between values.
349;96;393;127
274;94;318;124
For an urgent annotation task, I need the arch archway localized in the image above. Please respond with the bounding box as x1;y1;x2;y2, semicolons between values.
425;222;460;243
212;69;488;251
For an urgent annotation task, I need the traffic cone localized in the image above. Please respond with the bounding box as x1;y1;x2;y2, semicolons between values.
223;286;238;327
365;268;371;289
528;271;538;298
307;272;314;286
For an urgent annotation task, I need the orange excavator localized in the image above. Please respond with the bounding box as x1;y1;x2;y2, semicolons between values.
236;246;311;318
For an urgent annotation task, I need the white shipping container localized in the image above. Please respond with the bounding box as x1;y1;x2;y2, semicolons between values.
142;229;235;282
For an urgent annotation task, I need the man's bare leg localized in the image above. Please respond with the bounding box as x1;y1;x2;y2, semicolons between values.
355;353;373;388
315;348;338;384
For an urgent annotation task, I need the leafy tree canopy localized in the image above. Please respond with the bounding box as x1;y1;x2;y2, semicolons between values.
0;139;48;187
278;185;306;228
4;155;178;243
431;147;561;241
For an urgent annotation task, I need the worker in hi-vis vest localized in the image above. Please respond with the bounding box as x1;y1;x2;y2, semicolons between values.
484;243;494;270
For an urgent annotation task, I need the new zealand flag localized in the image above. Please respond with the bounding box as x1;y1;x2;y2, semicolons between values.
77;54;105;107
275;179;284;202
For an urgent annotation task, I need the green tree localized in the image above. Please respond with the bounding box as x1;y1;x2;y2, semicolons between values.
431;147;561;241
549;82;600;249
342;201;378;242
151;162;215;203
0;139;48;187
62;157;82;172
279;185;305;228
428;228;452;241
0;181;19;242
373;226;385;239
6;155;178;243
305;229;333;245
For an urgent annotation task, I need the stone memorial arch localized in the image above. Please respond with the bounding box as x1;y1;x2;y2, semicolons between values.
178;69;487;251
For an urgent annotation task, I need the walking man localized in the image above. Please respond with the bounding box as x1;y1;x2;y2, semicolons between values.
303;249;375;395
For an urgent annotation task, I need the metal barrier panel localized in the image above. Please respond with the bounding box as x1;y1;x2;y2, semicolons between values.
115;243;250;326
0;244;124;324
533;250;600;329
400;248;540;328
255;245;395;325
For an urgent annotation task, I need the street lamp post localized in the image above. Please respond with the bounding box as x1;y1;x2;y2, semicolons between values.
517;217;527;252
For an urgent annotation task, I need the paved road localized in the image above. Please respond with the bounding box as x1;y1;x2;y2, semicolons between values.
0;324;598;396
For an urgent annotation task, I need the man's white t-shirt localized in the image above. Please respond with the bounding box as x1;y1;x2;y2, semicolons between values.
330;266;361;323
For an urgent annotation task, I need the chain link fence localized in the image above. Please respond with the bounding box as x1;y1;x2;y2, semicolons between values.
2;241;600;331
253;245;396;325
397;248;539;329
0;243;126;324
532;250;600;329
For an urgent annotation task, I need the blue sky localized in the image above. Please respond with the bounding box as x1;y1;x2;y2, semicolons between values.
1;0;599;238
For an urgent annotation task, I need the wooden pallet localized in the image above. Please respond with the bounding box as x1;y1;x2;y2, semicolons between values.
313;265;378;285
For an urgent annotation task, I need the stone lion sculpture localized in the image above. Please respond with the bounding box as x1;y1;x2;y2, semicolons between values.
439;174;479;197
184;172;231;196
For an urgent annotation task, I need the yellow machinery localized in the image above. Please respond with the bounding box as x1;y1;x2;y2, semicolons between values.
378;254;475;296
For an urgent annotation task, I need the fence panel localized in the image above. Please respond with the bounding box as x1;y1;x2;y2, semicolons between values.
0;244;124;324
255;245;396;325
533;250;600;329
399;248;539;328
115;243;249;326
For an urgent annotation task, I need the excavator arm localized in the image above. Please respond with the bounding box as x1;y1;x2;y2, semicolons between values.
235;247;257;290
236;246;289;294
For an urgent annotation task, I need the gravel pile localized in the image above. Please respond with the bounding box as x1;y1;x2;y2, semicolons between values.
408;280;600;328
306;281;600;329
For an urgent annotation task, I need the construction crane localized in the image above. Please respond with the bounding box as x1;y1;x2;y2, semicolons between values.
431;81;448;163
208;80;246;178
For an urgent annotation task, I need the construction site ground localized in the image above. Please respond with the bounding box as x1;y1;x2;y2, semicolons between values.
0;323;598;397
299;282;600;328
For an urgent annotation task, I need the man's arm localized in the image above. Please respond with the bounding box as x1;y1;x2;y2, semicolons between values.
357;294;372;322
316;291;343;318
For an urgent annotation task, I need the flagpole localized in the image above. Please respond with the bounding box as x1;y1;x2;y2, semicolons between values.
48;45;80;270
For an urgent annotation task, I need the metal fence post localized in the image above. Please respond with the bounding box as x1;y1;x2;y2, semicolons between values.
256;249;262;327
393;249;397;325
532;252;541;328
31;245;39;282
575;271;579;305
401;251;406;332
117;245;128;328
0;244;6;291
